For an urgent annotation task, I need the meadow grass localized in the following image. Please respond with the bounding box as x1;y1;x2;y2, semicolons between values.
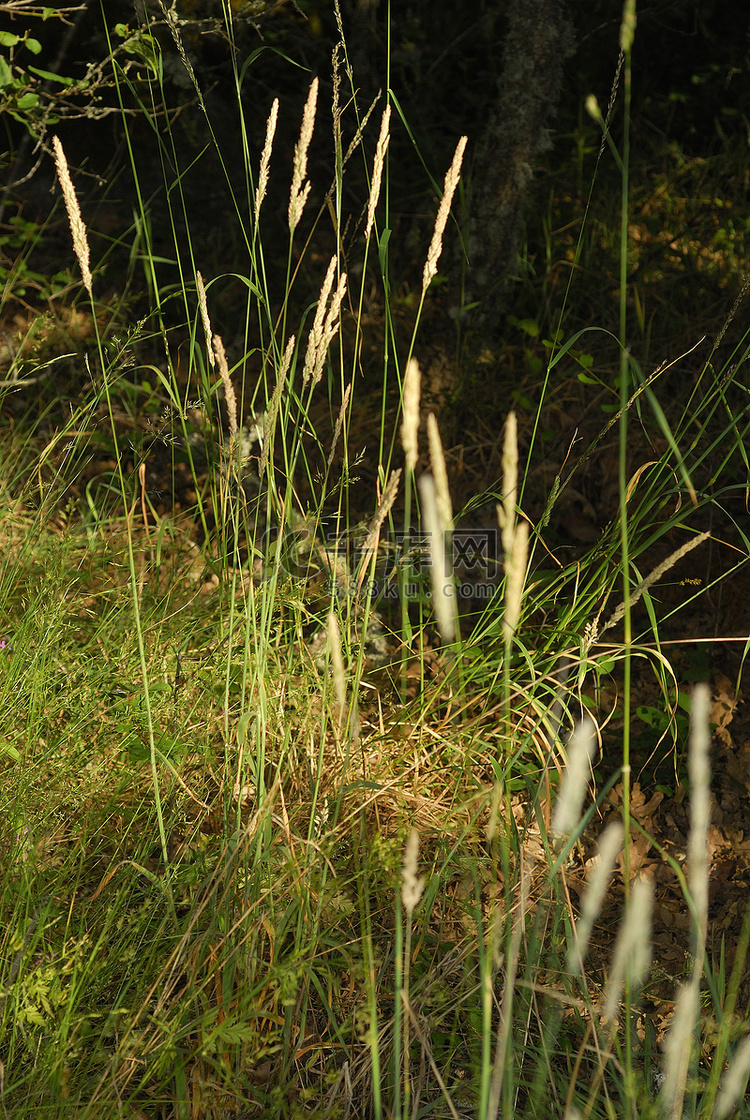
1;1;750;1117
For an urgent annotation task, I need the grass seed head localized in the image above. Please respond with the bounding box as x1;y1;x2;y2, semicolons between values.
195;272;214;369
401;358;421;472
715;1031;750;1120
365;104;391;239
358;469;402;583
327;382;352;471
401;829;425;916
52;136;92;299
317;271;348;386
498;411;518;558
289;77;319;232
552;717;597;840
255;97;279;225
303;258;346;387
419;472;455;644
327;611;347;725
660;981;699;1114
688;681;711;950
212;335;238;438
602;876;654;1026
567;822;623;973
501;519;528;641
427;413;453;530
422;134;467;294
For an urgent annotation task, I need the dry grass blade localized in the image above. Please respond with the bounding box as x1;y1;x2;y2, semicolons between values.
599;531;710;637
259;335;295;479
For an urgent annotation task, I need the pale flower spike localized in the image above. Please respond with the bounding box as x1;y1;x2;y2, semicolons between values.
602;876;653;1026
255;97;279;225
567;822;623;974
422;134;467;294
501;520;528;642
419;472;455;645
401;358;421;471
52;136;92;298
426;413;453;530
303;257;337;386
212;335;238;439
688;682;711;952
552;718;597;839
401;829;425;916
327;611;347;725
365;104;391;239
498;411;518;558
196;272;214;369
289;78;318;232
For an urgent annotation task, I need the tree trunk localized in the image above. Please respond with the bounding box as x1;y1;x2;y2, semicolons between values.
468;0;575;318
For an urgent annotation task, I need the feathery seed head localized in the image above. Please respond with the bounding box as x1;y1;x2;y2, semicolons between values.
212;335;238;439
501;519;528;641
660;982;699;1113
688;682;711;951
602;876;654;1026
255;98;279;225
401;829;425;916
365;104;391;239
303;257;337;386
422;135;467;294
327;611;347;725
401;358;421;471
419;472;455;644
52;136;92;298
498;411;518;558
302;259;347;387
552;718;597;840
427;413;453;531
289;78;318;232
196;272;214;368
567;822;624;973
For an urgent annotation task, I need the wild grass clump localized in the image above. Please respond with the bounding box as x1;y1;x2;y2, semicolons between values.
0;1;749;1117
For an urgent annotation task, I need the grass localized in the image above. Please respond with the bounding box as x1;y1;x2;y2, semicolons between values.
1;0;750;1116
